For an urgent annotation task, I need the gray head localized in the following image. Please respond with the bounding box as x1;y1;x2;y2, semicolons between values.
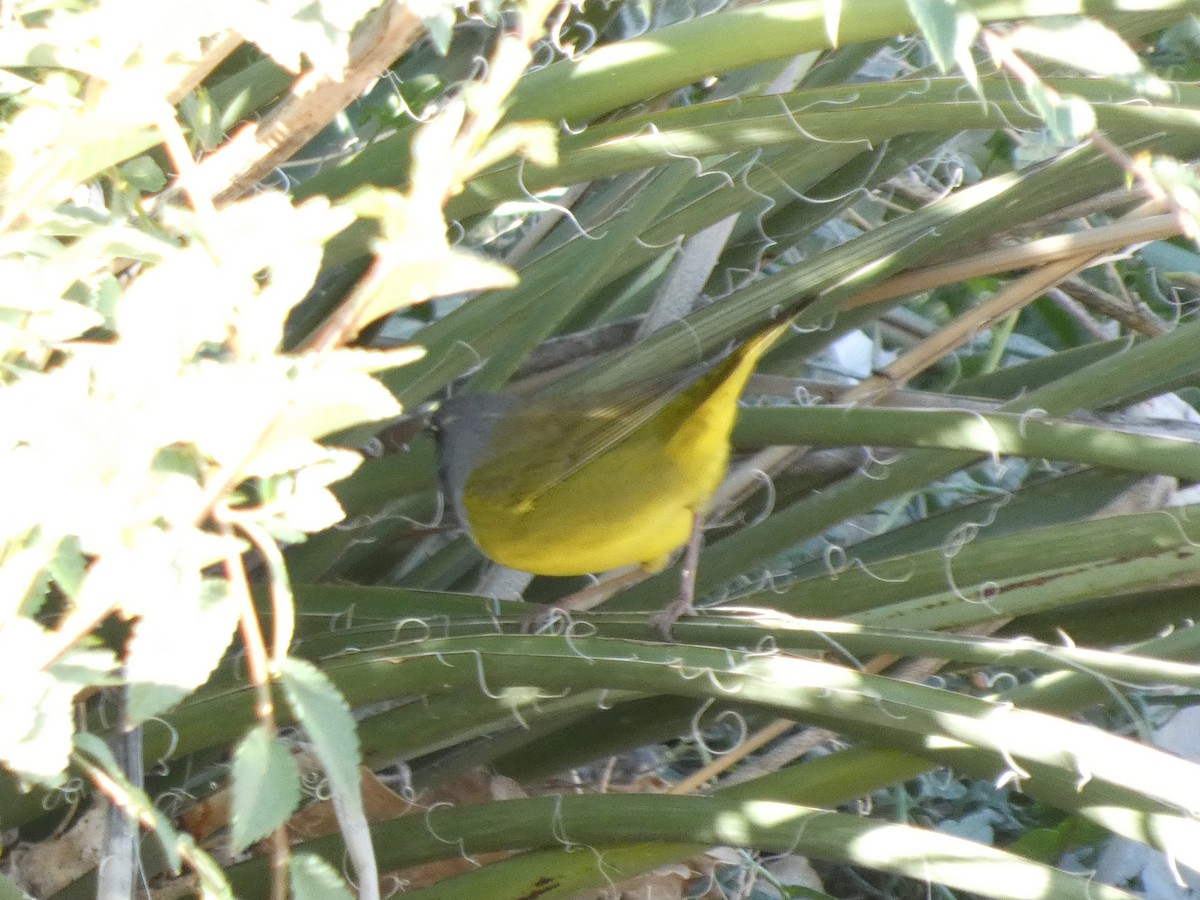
431;392;519;527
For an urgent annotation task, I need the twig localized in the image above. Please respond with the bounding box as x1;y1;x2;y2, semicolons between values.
299;0;560;353
1061;274;1168;337
97;686;143;900
157;111;220;222
843;212;1176;311
181;2;425;206
226;513;296;664
166;30;244;105
715;202;1176;513
860;254;1088;396
1046;287;1115;341
1091;131;1200;242
223;531;290;900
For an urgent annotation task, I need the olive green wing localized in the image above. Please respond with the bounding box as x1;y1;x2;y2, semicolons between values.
464;369;694;507
466;318;792;507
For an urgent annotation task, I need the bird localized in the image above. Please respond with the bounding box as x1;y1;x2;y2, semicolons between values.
433;317;791;637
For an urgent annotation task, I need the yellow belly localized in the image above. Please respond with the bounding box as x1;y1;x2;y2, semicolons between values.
463;423;724;575
457;318;789;577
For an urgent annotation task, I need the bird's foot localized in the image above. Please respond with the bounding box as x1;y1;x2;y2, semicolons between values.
518;603;562;634
648;595;697;642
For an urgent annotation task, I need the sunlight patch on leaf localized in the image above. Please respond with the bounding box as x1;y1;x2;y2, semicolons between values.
408;0;460;56
1147;156;1200;242
1024;83;1096;147
1008;19;1141;76
126;577;240;724
340;186;518;332
823;0;842;47
235;0;382;75
255;448;363;542
0;622;117;785
906;0;980;92
289;853;355;900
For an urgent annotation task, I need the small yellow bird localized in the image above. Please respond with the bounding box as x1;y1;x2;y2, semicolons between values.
434;317;791;635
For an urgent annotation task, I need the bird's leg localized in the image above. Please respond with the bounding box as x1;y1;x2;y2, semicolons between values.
650;511;703;640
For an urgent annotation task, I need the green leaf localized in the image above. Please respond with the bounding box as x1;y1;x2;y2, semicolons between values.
0;871;31;900
278;657;377;897
1009;19;1141;76
237;0;382;76
125;575;240;724
360;245;518;325
905;0;980;90
117;155;167;193
231;725;302;853
1148;156;1200;239
464;120;559;181
340;186;519;331
289;853;356;900
413;0;458;56
74;732;183;874
1008;816;1107;864
1024;83;1096;146
119;193;352;360
0;94;160;229
278;657;362;805
259;450;361;539
179;88;224;153
169;358;396;478
278;361;403;445
0;266;105;343
46;535;87;603
0;620;117;785
322;346;427;374
0;667;74;786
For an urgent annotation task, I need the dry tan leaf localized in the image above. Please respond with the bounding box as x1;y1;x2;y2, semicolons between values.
174;766;534;893
287;766;416;842
178;785;232;843
580;862;694;900
488;774;525;801
149;872;200;900
8;804;106;897
765;853;824;890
